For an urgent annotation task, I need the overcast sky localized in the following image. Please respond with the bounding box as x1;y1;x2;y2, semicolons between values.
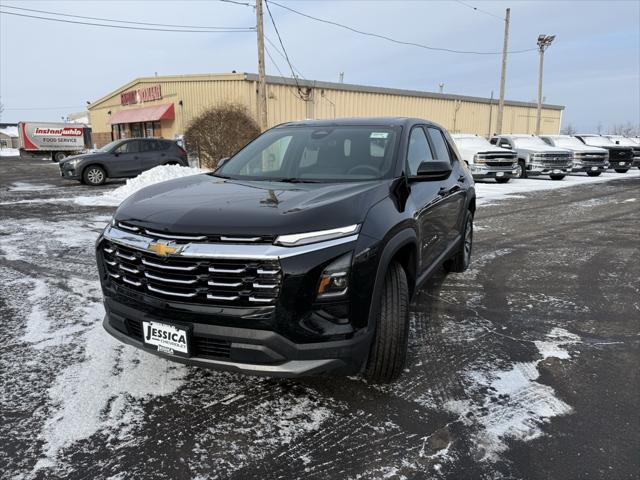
1;0;638;132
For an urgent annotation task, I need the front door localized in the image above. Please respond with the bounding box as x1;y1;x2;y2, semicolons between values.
405;126;451;272
110;140;142;177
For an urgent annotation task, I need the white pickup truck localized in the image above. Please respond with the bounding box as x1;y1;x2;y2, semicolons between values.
490;134;573;180
451;134;517;183
539;135;609;176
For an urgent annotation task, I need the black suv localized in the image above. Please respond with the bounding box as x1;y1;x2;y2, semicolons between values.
97;118;475;382
59;138;188;186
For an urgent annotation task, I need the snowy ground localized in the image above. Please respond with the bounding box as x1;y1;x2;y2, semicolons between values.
1;157;638;479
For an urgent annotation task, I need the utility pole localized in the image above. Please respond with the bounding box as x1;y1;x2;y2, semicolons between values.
495;8;510;135
487;90;494;138
536;34;555;135
256;0;268;131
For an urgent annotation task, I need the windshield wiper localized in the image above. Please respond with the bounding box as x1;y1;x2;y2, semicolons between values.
277;178;322;183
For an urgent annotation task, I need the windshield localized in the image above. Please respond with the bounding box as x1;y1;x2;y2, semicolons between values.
96;139;125;153
552;137;587;148
454;136;493;148
581;136;614;146
512;137;548;148
216;126;399;182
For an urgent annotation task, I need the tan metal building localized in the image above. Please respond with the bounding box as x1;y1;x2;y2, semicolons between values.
88;72;564;147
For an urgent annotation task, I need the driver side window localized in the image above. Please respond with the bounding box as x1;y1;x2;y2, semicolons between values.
114;141;137;154
407;127;433;175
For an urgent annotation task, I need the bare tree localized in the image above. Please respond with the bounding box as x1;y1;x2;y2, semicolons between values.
184;104;260;170
561;123;576;135
596;122;603;135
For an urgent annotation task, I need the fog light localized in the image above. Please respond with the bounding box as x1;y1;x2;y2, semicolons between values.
317;253;351;299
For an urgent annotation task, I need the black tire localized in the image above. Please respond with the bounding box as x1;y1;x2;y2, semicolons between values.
363;262;409;383
444;210;473;273
495;177;510;184
83;165;106;186
614;168;629;173
53;151;67;162
515;160;527;179
549;174;565;180
587;171;602;177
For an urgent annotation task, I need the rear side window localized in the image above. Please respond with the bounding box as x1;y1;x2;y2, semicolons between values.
426;128;452;162
407;127;433;175
140;140;161;152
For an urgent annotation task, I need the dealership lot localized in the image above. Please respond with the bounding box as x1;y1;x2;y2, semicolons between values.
1;156;638;479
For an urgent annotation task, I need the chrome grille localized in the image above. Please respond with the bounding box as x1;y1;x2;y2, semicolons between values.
101;241;282;306
574;152;607;165
533;153;572;167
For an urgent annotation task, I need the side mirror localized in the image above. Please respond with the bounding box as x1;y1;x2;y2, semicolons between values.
414;160;452;180
217;157;230;168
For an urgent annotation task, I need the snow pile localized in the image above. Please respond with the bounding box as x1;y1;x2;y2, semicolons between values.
0;147;20;157
74;164;207;206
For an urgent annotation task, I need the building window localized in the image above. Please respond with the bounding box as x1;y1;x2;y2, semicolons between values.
131;123;143;138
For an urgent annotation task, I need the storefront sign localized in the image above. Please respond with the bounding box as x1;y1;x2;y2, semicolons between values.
34;127;83;136
121;84;162;105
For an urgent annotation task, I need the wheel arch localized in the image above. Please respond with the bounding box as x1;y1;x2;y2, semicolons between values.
82;162;109;180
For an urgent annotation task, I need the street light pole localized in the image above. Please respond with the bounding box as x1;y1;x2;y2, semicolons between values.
535;34;555;135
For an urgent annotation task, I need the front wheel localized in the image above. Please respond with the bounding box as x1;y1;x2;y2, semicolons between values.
515;160;527;179
495;177;510;184
83;165;106;186
550;174;566;180
587;171;602;177
363;262;409;383
614;168;629;173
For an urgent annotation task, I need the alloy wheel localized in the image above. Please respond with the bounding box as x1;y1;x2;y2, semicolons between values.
87;168;104;185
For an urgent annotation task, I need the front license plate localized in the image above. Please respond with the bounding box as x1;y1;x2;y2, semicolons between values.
619;162;626;166
142;321;190;357
553;169;561;174
591;166;598;171
496;171;505;177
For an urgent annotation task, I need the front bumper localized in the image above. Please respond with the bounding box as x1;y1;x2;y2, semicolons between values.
103;296;371;377
468;164;517;179
571;163;608;173
59;162;81;179
527;162;572;175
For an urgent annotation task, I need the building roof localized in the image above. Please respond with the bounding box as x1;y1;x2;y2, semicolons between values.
89;72;565;111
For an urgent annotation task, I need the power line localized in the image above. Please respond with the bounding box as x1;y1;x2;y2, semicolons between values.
263;0;308;99
264;44;303;100
0;10;255;33
1;4;254;30
268;1;535;55
264;34;306;79
454;0;504;21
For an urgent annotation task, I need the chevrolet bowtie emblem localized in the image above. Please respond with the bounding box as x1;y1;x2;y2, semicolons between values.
147;242;178;256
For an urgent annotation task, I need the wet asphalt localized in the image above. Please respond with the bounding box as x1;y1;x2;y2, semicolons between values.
0;156;638;480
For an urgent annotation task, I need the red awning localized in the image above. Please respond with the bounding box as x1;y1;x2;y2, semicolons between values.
109;103;175;124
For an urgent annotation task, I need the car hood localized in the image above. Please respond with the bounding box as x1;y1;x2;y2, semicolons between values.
114;174;391;236
514;144;570;154
554;145;608;154
456;145;515;158
60;152;102;164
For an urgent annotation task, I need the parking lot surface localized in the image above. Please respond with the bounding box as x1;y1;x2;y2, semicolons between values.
1;156;638;480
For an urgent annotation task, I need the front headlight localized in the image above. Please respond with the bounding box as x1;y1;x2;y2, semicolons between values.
275;224;360;247
68;158;82;167
316;252;351;299
473;154;486;164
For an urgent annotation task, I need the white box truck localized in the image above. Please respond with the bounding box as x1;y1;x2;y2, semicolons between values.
18;122;91;162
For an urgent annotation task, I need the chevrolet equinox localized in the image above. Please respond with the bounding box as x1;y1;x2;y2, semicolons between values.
97;118;476;382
